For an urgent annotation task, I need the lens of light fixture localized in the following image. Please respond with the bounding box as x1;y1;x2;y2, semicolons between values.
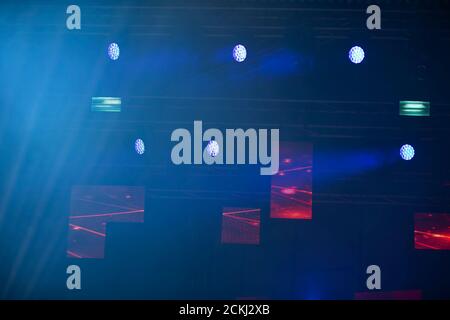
233;44;247;62
108;43;120;60
135;138;145;155
400;144;415;161
349;46;365;64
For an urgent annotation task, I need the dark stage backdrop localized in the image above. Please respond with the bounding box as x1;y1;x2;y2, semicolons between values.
0;0;450;299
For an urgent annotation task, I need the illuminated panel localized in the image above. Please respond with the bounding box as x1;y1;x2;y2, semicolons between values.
355;290;422;300
91;97;121;112
221;207;260;245
415;213;450;250
67;186;144;259
399;101;430;117
270;142;313;219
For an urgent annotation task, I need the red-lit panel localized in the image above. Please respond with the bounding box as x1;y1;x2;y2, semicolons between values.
221;207;260;245
67;185;145;259
270;142;313;219
415;213;450;250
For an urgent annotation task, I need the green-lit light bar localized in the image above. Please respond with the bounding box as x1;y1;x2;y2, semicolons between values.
399;101;430;117
91;97;121;112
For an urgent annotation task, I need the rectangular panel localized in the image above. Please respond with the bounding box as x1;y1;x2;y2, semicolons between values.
221;207;260;245
415;213;450;250
270;142;313;219
399;101;430;117
67;185;144;259
91;97;121;112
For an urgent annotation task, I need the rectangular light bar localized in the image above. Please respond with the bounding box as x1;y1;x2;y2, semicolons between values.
399;101;430;117
91;97;121;112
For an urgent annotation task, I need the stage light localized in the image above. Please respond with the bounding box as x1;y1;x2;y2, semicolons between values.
233;44;247;62
91;97;121;112
135;139;145;155
349;46;365;64
206;140;219;157
108;42;120;60
400;144;415;161
399;101;430;117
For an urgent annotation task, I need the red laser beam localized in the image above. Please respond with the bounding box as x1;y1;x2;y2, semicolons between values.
78;197;141;212
67;250;83;258
70;209;144;219
69;223;106;237
223;208;261;216
414;230;450;240
272;191;312;206
415;241;440;250
277;165;312;174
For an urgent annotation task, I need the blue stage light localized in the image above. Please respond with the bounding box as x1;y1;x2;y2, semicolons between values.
233;44;247;62
108;43;120;60
206;140;220;157
400;144;415;161
349;46;365;64
135;139;145;155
